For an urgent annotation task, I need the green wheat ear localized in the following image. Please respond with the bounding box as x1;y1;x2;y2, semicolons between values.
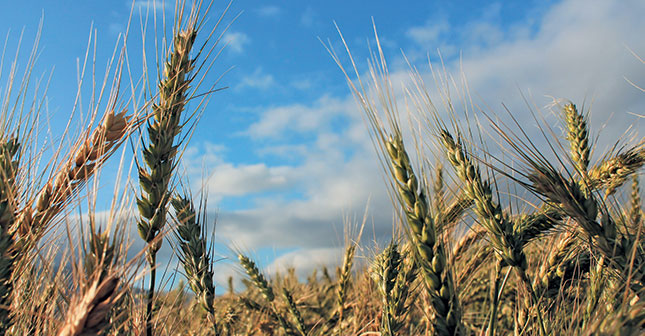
172;195;219;334
385;134;461;336
564;103;591;175
136;15;199;336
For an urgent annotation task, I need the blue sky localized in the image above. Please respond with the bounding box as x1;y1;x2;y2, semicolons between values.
1;0;644;287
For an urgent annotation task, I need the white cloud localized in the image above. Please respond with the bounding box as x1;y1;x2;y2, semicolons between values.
108;22;126;36
207;163;294;197
236;67;276;91
247;95;356;138
133;0;169;12
300;7;317;28
406;20;450;46
265;247;343;279
189;0;644;260
257;6;281;18
290;78;312;91
223;31;250;54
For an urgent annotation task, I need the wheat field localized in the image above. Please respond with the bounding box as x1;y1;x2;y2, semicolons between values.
0;1;643;335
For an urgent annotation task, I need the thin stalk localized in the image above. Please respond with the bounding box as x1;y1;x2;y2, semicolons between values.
486;260;503;336
146;256;156;336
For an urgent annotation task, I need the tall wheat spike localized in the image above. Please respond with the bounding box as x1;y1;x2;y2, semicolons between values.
136;8;199;335
385;134;461;335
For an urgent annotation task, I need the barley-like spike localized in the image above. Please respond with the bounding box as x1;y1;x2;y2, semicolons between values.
172;195;220;335
282;287;306;336
515;207;563;246
238;254;274;302
528;164;645;284
385;134;461;335
16;109;130;246
588;144;645;196
564;103;591;175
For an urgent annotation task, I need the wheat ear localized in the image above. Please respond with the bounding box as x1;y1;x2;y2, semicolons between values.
57;275;120;336
440;129;547;336
172;195;219;334
282;287;306;336
336;240;356;331
588;144;645;195
386;134;461;335
238;254;293;334
17;109;130;246
372;242;416;336
528;165;645;286
136;15;198;336
564;103;591;175
0;138;19;332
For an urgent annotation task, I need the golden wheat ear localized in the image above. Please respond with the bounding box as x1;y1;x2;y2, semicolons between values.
15;108;133;246
57;274;120;336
